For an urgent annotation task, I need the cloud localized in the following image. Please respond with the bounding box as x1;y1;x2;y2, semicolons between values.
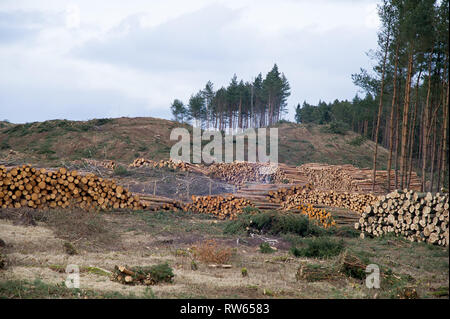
0;10;55;44
72;5;240;72
0;0;381;123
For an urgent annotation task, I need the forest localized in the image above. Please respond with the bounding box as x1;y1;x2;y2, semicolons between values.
297;0;449;193
170;64;290;131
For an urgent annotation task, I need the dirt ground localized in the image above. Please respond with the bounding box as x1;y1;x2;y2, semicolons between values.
0;208;448;299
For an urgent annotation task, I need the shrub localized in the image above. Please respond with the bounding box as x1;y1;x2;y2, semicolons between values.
94;118;113;126
113;165;131;177
192;239;232;264
63;242;77;255
142;262;174;283
320;121;349;135
348;135;366;146
290;237;344;258
259;242;275;254
223;211;324;237
328;226;360;238
0;140;10;150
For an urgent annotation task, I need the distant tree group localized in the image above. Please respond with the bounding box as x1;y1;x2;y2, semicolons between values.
296;0;449;193
295;95;378;137
171;64;291;130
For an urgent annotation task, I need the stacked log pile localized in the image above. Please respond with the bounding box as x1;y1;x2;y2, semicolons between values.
129;158;207;175
292;163;421;194
296;204;336;228
183;194;254;220
267;186;378;214
129;158;190;171
356;190;449;246
206;162;288;185
137;193;185;211
0;164;142;210
234;183;313;210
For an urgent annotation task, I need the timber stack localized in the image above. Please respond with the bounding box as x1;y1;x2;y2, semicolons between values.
129;158;207;174
0;164;142;210
234;183;307;210
292;163;421;194
129;158;189;171
137;193;185;211
206;162;288;185
356;190;449;246
183;194;254;220
268;186;378;214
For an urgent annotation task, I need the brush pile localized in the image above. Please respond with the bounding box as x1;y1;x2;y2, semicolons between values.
183;194;254;219
355;189;449;246
129;158;190;171
0;165;142;210
111;263;174;285
83;158;116;170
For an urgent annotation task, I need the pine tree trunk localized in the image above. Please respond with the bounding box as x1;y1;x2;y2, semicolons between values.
400;53;413;189
372;24;391;191
387;46;398;192
422;53;433;191
430;116;437;192
441;70;449;190
407;70;422;188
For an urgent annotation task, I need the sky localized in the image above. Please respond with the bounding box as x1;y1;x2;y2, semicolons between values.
0;0;381;124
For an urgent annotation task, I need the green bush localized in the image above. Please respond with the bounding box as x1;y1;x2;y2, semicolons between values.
328;226;360;238
135;262;175;283
94;118;113;126
0;140;10;150
320;121;349;135
223;211;323;237
113;165;132;176
259;242;275;254
290;237;344;258
348;135;366;146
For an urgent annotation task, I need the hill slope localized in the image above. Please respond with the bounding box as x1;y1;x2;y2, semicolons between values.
0;117;388;169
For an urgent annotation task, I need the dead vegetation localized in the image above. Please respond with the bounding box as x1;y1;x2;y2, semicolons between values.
0;207;448;299
192;239;233;264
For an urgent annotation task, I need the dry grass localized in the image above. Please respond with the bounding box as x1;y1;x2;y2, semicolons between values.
192;239;233;264
0;207;448;299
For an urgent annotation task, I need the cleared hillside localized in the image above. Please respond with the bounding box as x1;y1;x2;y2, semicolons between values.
0;117;388;169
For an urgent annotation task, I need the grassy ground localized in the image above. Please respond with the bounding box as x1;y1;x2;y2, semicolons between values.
0;118;388;169
0;208;447;299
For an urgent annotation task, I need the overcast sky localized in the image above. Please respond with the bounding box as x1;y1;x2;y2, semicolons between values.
0;0;381;124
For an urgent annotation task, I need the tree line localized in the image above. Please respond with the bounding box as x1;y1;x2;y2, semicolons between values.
171;64;291;131
296;0;449;193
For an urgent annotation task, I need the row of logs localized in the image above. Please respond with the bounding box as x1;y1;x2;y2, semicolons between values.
355;189;449;246
267;186;378;214
182;194;254;220
294;163;421;194
82;158;116;170
206;162;288;186
129;158;190;171
0;165;142;210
